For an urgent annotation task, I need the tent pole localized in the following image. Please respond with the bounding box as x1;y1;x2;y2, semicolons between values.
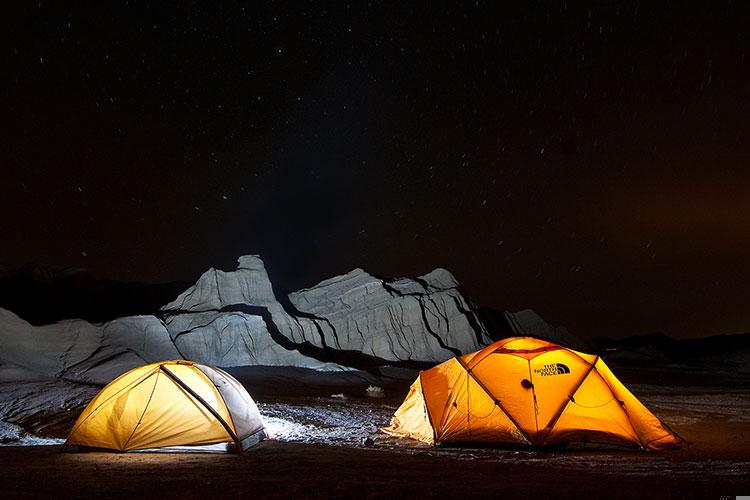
159;365;241;451
539;356;599;444
455;356;535;445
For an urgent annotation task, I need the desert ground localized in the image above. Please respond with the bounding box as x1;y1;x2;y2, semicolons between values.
1;361;748;499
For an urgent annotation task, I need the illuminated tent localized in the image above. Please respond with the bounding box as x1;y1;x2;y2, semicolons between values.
383;337;683;450
66;360;266;452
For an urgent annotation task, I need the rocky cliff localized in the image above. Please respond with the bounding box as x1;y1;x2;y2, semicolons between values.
0;255;565;384
160;256;491;366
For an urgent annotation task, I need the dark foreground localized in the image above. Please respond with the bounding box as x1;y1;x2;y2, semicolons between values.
2;436;748;500
1;361;749;499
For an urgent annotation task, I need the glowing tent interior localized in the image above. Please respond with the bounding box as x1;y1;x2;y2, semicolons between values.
383;337;684;450
66;360;266;452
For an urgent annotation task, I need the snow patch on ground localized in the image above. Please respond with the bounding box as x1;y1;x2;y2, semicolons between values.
0;421;63;446
259;398;392;446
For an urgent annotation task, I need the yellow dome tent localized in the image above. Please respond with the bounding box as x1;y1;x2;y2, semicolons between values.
66;360;266;452
383;337;683;450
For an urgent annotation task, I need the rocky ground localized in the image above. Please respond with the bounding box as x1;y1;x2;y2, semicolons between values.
0;437;746;500
1;255;748;498
1;361;748;499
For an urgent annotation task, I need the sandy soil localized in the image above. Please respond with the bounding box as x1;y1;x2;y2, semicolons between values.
0;439;747;499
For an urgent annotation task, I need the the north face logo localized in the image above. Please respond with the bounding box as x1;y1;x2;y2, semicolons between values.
533;363;570;376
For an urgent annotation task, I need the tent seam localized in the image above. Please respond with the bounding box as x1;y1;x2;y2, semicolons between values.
193;365;240;446
417;375;438;444
67;366;159;441
591;362;646;449
213;366;266;441
455;356;533;445
540;355;599;445
527;359;539;433
122;369;161;450
436;362;463;433
159;365;239;445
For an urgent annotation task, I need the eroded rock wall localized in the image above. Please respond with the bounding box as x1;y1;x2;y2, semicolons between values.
0;254;567;384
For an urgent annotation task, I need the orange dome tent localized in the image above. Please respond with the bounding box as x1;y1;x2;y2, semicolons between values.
383;337;683;450
66;360;266;452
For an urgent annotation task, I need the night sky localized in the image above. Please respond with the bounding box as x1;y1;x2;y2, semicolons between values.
4;2;750;339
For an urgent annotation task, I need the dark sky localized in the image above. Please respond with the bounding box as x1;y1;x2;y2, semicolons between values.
3;2;750;339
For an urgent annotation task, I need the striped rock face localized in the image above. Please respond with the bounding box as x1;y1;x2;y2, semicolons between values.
1;254;573;385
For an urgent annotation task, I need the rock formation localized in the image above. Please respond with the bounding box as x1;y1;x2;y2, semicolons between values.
161;256;491;367
0;306;343;384
0;308;145;384
0;254;565;384
286;267;490;362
